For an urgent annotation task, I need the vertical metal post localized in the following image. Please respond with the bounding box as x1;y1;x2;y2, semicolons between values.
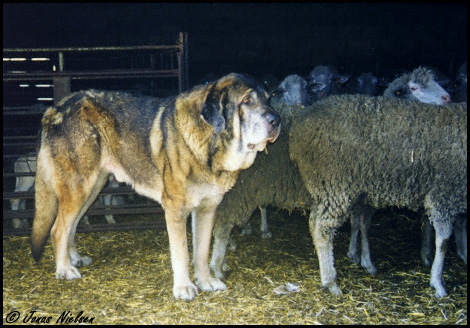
182;32;189;92
53;51;70;105
177;32;189;94
177;35;183;94
53;77;71;105
58;51;64;72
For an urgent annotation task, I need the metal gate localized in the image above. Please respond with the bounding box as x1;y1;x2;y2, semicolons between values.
3;32;189;235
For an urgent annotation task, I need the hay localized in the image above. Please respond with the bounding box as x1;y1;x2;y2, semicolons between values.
3;209;467;324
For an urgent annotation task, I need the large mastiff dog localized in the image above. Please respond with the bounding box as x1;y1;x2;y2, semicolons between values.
31;73;280;300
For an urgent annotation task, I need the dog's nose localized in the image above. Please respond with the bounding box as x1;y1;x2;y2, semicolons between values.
264;110;281;128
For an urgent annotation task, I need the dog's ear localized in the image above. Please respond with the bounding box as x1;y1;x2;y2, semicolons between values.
201;84;226;134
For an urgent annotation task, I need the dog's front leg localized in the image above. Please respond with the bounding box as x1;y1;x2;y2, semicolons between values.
192;204;227;293
165;206;198;301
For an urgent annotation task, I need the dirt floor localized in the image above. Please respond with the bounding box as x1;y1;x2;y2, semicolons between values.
3;207;467;324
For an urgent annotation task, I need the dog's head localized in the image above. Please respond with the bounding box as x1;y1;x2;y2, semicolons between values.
201;73;281;152
196;73;281;172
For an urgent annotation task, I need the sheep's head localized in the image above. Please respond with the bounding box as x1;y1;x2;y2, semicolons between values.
394;67;451;105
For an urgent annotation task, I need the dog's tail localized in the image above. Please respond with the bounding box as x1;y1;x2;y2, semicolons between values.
31;154;58;262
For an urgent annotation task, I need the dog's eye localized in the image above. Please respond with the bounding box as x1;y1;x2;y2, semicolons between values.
242;96;252;104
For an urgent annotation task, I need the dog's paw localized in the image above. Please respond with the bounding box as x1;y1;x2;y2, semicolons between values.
196;277;227;292
56;265;81;280
173;283;198;301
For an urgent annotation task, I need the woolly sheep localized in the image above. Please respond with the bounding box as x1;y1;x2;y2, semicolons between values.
211;95;466;298
290;95;467;298
210;103;313;279
354;72;379;96
270;74;309;107
349;66;466;274
350;65;454;269
239;74;310;238
307;65;348;102
383;67;451;105
238;74;310;240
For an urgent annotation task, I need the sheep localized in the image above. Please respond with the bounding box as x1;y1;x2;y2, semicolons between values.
307;65;348;102
383;67;451;105
270;74;309;107
238;74;310;240
353;72;379;96
210;103;313;279
289;95;467;298
10;155;37;229
348;66;465;274
211;95;466;298
10;155;122;228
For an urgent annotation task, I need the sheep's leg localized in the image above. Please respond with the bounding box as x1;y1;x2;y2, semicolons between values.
260;207;272;239
430;219;452;298
359;211;377;274
309;211;341;296
103;194;116;224
241;221;253;235
453;215;467;264
421;217;433;266
11;176;34;229
210;226;234;279
347;213;360;264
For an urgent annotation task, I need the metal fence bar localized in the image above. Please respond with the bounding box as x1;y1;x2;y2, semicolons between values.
3;220;167;236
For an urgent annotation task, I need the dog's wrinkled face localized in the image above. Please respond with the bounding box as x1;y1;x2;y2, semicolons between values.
201;73;281;171
236;87;280;152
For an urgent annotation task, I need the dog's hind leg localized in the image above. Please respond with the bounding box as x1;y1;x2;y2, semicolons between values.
68;171;110;267
51;171;107;280
31;153;58;262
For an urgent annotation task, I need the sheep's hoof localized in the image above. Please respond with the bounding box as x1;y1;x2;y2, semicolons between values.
261;231;272;239
431;281;447;298
324;283;342;296
347;252;360;264
227;238;237;251
241;226;252;235
365;265;377;275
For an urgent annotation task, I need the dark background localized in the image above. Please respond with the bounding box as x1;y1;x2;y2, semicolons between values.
3;3;467;87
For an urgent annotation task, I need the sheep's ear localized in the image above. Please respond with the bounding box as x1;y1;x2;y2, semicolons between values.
335;76;349;85
201;85;226;134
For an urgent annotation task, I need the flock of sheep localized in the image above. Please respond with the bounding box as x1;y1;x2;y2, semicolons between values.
211;64;467;298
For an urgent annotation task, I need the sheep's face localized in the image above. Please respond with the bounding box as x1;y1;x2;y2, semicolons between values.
356;73;379;96
407;80;451;105
281;78;308;106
